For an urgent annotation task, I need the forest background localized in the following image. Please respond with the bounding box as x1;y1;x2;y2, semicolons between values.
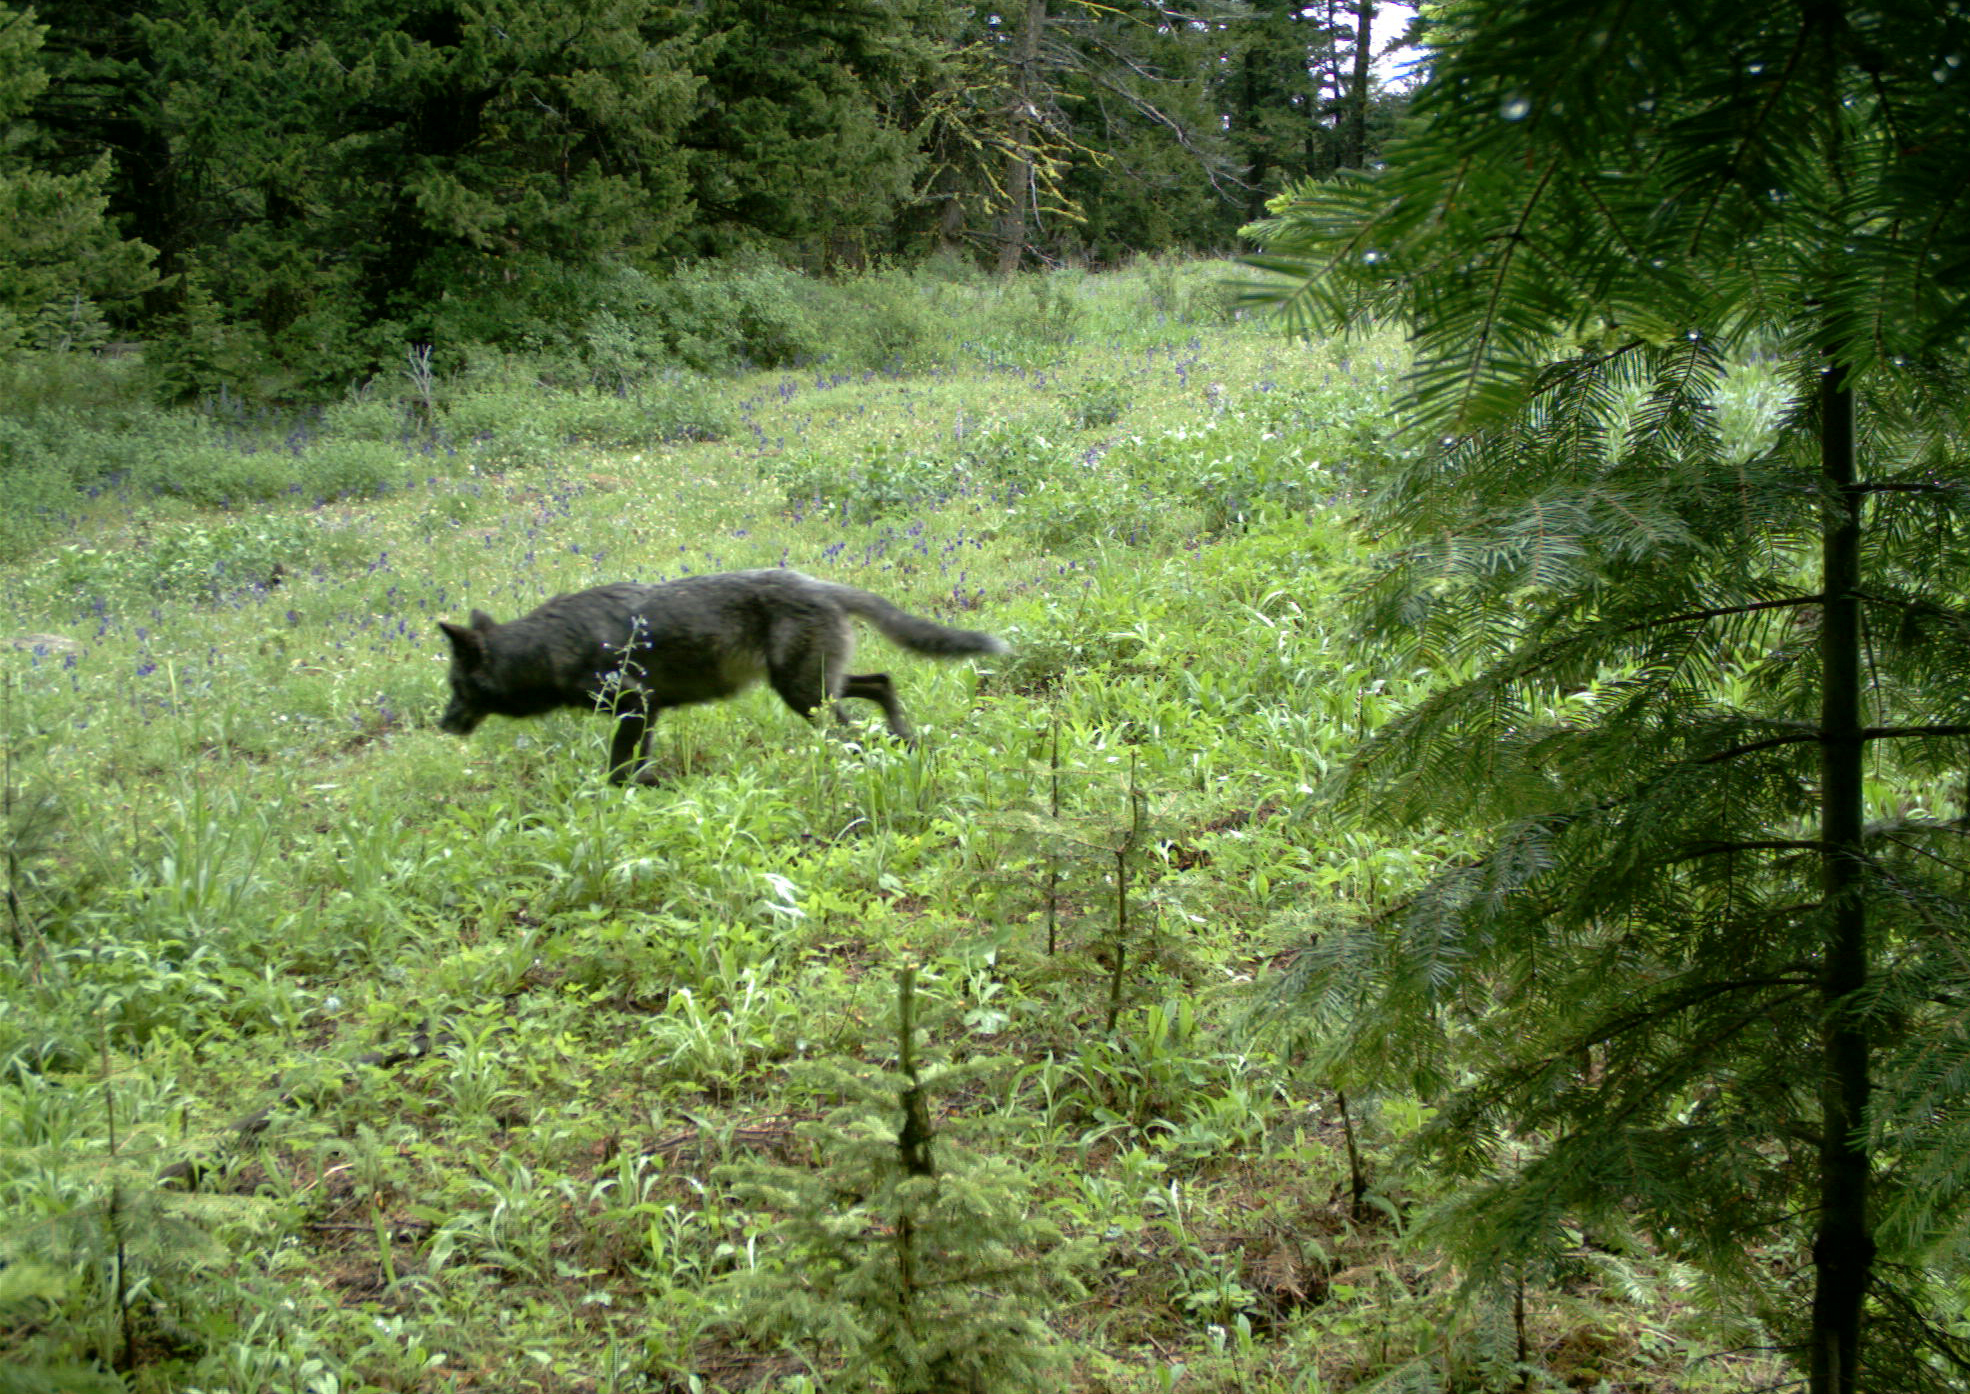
0;0;1405;399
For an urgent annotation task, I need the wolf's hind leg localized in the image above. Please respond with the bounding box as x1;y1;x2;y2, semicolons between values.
839;673;915;743
766;628;840;724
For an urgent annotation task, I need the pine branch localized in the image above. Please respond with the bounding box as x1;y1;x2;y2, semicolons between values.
1698;725;1970;764
1685;14;1814;255
1857;481;1970;495
1615;595;1823;639
1673;839;1831;861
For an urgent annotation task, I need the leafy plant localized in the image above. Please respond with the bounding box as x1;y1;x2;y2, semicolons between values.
36;517;321;604
293;439;404;500
1065;377;1130;430
771;444;972;524
548;385;735;448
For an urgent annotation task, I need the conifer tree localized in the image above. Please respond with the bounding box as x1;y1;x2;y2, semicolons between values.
1247;3;1970;1390
723;967;1088;1392
0;3;152;349
680;0;949;264
1213;0;1405;225
34;0;703;381
1051;1;1246;258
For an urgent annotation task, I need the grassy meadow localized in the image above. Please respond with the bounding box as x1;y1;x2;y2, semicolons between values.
1;261;1791;1392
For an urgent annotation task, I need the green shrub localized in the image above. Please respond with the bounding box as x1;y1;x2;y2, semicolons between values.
647;260;825;372
1186;440;1330;532
771;445;969;524
444;385;545;444
1064;377;1131;429
448;375;742;465
1235;379;1402;457
550;383;735;448
1020;272;1085;345
297;439;404;498
417;481;489;530
958;420;1065;494
0;347;147;419
443;387;562;469
35;515;323;603
580;308;665;392
553;394;647;447
414;254;662;380
644;377;738;443
1107;423;1345;534
0;418;80;560
1138;255;1244;326
469;422;561;471
772;419;1069;521
134;444;297;507
55;413;216;494
0;405;305;555
319;394;416;443
1009;469;1178;552
822;268;948;370
941;274;1093;369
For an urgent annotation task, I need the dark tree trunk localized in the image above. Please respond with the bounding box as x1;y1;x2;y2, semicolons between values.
996;0;1048;276
1344;0;1373;169
1810;357;1871;1394
1240;45;1271;223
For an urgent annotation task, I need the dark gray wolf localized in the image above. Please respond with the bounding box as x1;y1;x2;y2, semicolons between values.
437;569;1007;784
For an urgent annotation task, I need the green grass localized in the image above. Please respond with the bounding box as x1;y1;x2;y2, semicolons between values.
0;261;1789;1392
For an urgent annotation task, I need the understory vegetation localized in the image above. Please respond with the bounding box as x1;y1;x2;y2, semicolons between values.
0;259;1822;1392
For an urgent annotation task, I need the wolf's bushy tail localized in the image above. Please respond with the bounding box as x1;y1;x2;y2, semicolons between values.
829;585;1008;658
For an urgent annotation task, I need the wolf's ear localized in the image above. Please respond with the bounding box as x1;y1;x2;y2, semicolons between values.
469;609;497;632
439;621;486;666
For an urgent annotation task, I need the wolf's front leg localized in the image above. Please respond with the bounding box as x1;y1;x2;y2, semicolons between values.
607;708;658;785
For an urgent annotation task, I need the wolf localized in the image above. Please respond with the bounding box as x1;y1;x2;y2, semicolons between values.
437;569;1007;784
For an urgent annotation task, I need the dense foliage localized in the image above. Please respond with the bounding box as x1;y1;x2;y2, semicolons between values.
0;0;1403;391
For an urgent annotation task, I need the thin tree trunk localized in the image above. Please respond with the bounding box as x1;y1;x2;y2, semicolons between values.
1320;0;1343;177
996;0;1048;276
1810;356;1871;1394
1240;44;1271;223
1335;1088;1369;1218
1344;0;1373;168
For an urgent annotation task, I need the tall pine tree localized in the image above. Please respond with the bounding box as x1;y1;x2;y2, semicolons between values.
1249;2;1970;1389
1214;0;1403;225
0;3;153;349
679;0;947;264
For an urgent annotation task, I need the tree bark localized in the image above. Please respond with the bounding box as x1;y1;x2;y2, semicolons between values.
1810;356;1871;1394
996;0;1048;276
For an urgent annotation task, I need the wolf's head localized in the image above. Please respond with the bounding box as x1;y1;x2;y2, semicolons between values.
436;610;500;735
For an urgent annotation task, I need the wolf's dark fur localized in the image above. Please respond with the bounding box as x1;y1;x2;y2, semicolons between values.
437;569;1007;784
